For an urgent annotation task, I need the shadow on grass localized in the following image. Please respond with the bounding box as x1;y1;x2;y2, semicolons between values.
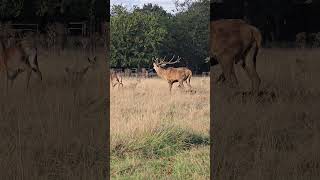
112;125;209;159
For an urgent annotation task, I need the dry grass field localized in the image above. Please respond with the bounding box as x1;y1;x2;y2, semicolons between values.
212;48;320;180
0;49;108;179
111;76;210;179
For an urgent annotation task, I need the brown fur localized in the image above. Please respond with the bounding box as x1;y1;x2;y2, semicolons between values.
0;37;42;90
210;19;262;92
65;56;97;83
153;56;192;93
110;71;123;88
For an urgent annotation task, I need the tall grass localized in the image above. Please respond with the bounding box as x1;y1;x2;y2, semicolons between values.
111;77;210;179
212;48;320;180
0;49;108;179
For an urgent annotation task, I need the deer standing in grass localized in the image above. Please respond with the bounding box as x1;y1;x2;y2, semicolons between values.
65;56;97;83
0;37;42;91
153;55;192;93
110;70;123;88
210;19;262;93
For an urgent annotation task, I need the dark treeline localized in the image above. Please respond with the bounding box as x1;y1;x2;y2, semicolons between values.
0;0;109;32
211;0;320;43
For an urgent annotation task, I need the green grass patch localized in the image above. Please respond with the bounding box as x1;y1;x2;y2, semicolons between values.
111;125;209;179
111;147;209;180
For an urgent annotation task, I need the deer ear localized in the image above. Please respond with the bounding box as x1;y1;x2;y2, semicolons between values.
93;56;97;61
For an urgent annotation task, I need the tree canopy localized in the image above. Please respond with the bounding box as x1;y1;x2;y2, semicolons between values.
0;0;109;22
110;0;209;73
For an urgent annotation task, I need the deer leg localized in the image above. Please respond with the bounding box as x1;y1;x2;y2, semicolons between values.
231;67;239;88
6;71;9;93
178;80;185;90
10;77;15;88
220;58;238;88
117;82;123;89
216;73;226;84
168;82;173;93
26;68;32;89
187;76;192;89
242;60;261;93
6;69;21;89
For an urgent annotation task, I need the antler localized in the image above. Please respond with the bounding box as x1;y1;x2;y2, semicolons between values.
152;57;159;64
153;55;181;66
161;55;181;65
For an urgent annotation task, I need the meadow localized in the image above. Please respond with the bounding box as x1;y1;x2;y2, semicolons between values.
110;76;210;179
0;49;108;179
212;48;320;179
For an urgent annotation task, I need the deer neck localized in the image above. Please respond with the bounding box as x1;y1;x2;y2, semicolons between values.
155;66;168;79
81;65;90;74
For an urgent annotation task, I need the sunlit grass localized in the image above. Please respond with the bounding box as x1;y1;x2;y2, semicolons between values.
111;76;210;179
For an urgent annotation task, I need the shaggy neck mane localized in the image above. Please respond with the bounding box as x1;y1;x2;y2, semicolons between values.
155;66;170;79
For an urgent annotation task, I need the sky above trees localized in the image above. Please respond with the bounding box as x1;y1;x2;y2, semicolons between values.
110;0;192;13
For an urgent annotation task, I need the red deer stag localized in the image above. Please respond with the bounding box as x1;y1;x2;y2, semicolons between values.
210;19;262;93
0;37;42;91
152;55;192;93
110;70;123;88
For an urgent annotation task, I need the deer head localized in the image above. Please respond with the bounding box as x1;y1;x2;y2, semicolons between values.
152;55;181;70
87;56;97;69
65;56;97;82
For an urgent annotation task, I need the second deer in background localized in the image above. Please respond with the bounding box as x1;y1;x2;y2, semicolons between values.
110;70;123;88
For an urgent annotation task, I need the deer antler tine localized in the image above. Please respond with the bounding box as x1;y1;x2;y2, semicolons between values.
153;57;157;63
160;55;181;65
170;55;175;62
156;57;161;64
158;57;165;64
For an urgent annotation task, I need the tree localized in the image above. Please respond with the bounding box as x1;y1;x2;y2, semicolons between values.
110;5;167;68
110;1;209;72
0;0;24;19
168;0;210;72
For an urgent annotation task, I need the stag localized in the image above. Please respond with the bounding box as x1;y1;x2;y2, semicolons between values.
0;37;42;91
110;70;123;88
152;55;192;93
210;19;262;93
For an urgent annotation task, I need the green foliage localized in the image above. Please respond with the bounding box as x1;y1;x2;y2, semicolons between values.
0;0;106;19
0;0;24;18
111;0;210;72
168;0;210;71
111;5;167;68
